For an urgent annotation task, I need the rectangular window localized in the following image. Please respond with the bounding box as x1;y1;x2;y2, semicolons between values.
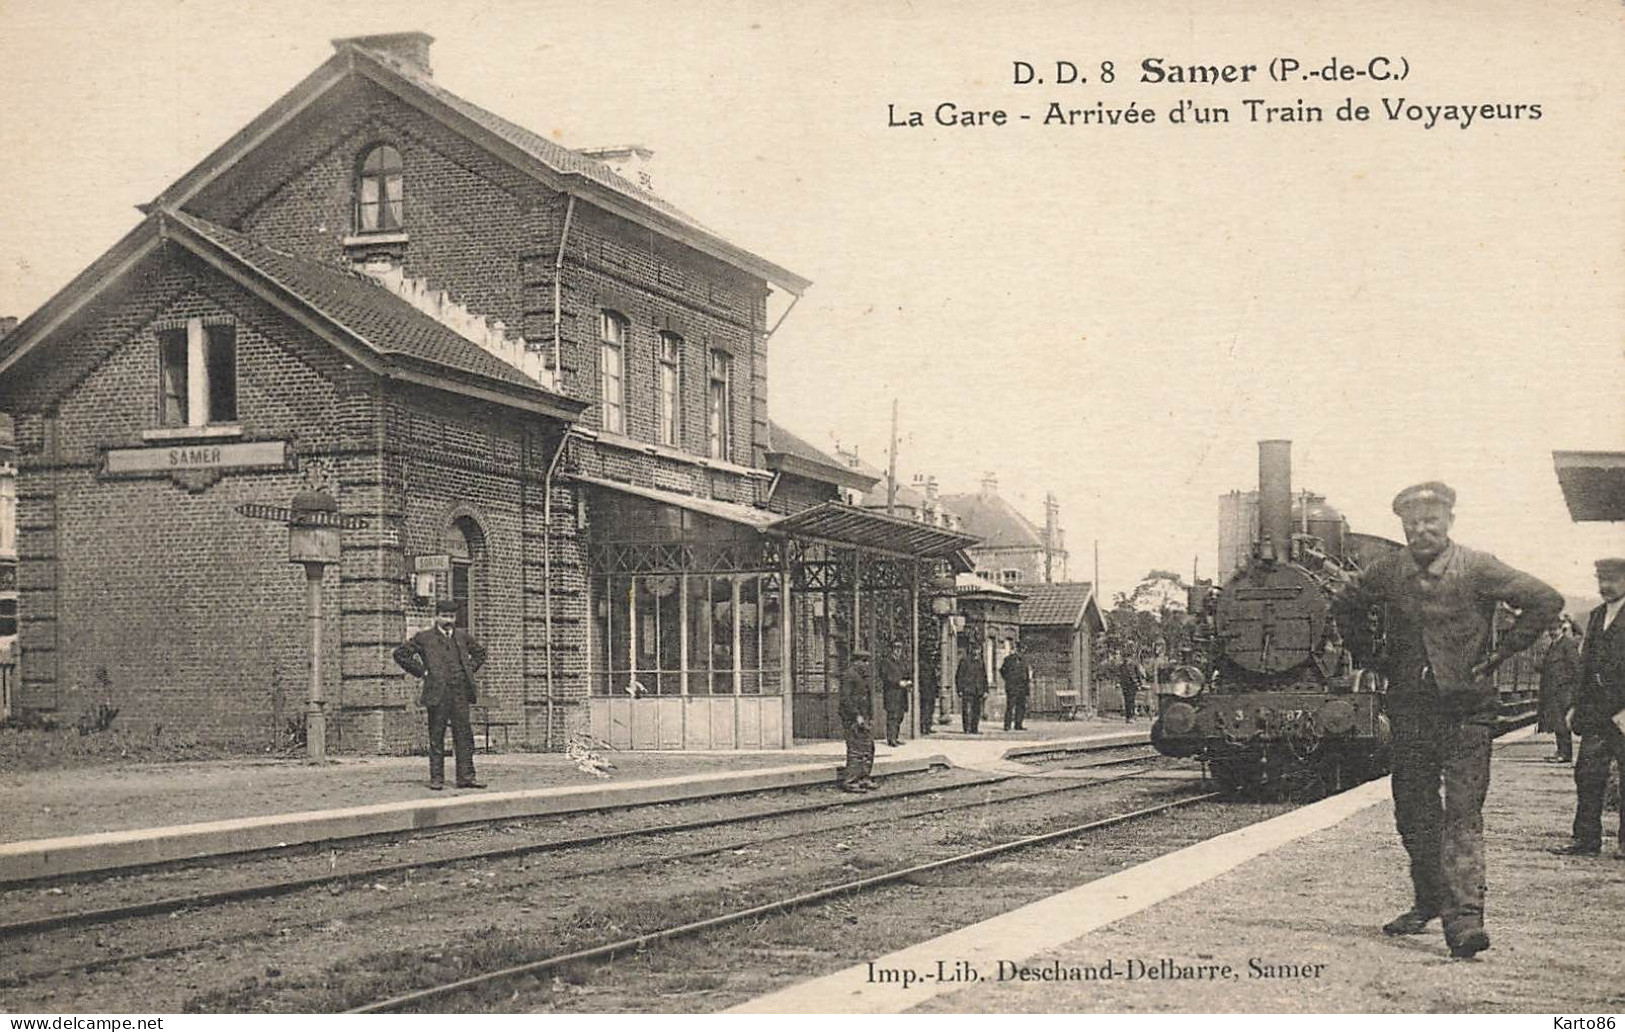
158;319;236;428
0;598;16;638
588;571;783;698
708;350;731;461
159;329;189;426
599;312;627;435
658;333;682;448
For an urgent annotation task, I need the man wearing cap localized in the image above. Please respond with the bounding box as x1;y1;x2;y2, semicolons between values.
1333;481;1562;959
838;645;879;792
1537;621;1579;763
394;601;488;791
955;637;987;734
878;639;913;747
1553;558;1625;857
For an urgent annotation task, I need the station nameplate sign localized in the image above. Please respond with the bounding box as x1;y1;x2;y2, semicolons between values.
104;440;290;476
414;554;451;573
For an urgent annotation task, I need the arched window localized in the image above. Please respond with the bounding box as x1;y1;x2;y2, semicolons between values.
599;311;628;434
356;144;404;233
444;516;486;633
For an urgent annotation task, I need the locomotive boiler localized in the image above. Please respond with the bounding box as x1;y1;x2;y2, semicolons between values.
1150;440;1400;795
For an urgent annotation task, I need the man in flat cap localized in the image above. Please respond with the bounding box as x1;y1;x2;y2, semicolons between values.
837;644;879;792
1553;558;1625;857
394;600;488;790
1333;481;1562;958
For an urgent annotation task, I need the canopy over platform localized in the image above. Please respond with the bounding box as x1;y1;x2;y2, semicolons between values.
765;501;980;561
1553;451;1625;522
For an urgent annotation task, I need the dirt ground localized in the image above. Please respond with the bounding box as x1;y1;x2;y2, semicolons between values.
913;734;1625;1013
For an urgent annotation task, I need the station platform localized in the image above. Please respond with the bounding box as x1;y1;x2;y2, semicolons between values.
0;717;1142;885
735;727;1625;1014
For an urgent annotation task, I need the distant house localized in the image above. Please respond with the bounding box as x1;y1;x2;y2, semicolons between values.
940;473;1067;586
1017;582;1106;716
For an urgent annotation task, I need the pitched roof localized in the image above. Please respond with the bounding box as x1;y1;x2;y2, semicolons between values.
0;210;585;421
938;491;1046;550
1018;582;1100;628
168;212;575;401
956;572;1024;600
145;43;808;294
766;422;877;492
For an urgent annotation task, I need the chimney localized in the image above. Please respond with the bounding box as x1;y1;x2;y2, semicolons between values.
1258;439;1293;563
333;32;435;78
980;471;998;497
576;145;656;192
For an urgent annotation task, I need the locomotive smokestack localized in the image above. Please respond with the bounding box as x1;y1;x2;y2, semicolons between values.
1258;439;1293;563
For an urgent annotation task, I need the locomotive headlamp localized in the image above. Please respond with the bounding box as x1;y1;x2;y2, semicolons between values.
1165;665;1206;698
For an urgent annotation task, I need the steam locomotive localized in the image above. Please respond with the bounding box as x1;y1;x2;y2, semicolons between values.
1150;440;1401;796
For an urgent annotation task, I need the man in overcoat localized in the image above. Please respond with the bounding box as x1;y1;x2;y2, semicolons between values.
1332;481;1561;959
1537;621;1579;762
838;645;878;792
878;639;912;747
394;600;488;790
1553;557;1625;857
1000;645;1032;731
1117;654;1144;722
955;638;987;734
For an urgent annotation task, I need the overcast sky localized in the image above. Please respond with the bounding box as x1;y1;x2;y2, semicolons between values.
2;0;1620;598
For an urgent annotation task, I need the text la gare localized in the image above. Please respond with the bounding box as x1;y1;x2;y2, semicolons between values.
889;102;1008;127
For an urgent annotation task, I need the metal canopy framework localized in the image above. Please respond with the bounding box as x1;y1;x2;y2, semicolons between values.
764;501;980;561
1553;451;1625;522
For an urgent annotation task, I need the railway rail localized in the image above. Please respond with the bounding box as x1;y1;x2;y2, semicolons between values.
2;750;1193;996
0;741;1158;940
346;790;1222;1013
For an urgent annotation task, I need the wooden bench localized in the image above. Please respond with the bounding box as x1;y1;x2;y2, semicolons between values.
471;706;519;753
1054;690;1081;720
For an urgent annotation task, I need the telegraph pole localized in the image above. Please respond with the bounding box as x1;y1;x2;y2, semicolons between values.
886;397;899;515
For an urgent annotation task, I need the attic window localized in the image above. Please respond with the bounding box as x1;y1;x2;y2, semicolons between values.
356;144;404;233
158;319;237;428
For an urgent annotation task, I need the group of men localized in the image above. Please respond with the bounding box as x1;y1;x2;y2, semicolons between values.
1329;480;1625;961
835;637;1037;791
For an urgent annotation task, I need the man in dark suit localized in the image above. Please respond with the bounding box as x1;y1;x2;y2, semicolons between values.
1000;645;1032;731
394;600;488;790
1553;557;1625;858
955;638;987;734
878;639;912;747
1537;622;1579;762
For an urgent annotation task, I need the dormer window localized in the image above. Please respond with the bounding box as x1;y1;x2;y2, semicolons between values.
355;144;403;233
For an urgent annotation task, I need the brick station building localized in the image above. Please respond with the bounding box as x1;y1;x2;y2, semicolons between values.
0;33;973;752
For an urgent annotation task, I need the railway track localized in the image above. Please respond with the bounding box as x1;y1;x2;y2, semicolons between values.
1;754;1192;994
0;742;1162;940
347;790;1222;1013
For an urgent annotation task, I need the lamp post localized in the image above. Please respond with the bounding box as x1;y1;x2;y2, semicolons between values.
287;491;342;763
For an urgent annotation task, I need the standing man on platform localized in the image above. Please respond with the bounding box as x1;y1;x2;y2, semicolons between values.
1000;644;1032;731
838;645;879;792
1553;558;1625;858
878;639;912;747
1117;654;1144;722
955;637;987;734
394;600;488;791
1332;481;1561;959
1538;621;1579;763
